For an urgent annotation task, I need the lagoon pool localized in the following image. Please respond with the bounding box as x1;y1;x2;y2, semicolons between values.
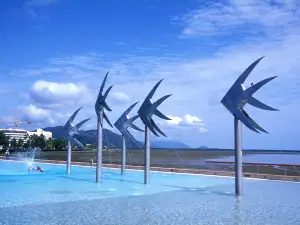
0;159;299;225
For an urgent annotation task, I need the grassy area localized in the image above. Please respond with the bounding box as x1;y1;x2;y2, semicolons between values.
35;149;235;164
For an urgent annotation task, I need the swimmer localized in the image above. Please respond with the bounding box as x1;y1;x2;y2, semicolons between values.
5;150;9;160
37;166;43;172
28;166;43;173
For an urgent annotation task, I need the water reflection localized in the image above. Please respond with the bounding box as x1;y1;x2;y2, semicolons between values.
234;196;244;225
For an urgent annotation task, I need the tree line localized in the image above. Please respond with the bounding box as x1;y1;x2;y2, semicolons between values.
0;131;68;151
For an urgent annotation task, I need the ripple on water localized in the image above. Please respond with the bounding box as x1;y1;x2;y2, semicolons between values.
79;191;114;195
0;180;18;183
132;192;143;196
50;191;73;195
25;182;44;184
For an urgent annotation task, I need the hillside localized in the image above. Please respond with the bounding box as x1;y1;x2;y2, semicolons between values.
198;146;209;149
42;126;142;149
41;126;191;149
151;140;191;149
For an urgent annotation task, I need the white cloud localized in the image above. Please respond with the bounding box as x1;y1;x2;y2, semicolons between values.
29;80;91;108
20;104;50;122
199;127;208;133
32;80;87;100
23;0;60;19
175;0;300;38
167;116;182;125
25;0;59;7
183;114;202;124
165;114;207;132
110;92;130;103
18;105;94;129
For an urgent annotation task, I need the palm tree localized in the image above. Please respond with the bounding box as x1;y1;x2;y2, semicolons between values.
10;138;17;150
17;139;23;150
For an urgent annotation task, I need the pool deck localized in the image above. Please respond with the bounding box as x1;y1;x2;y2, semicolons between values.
1;156;299;182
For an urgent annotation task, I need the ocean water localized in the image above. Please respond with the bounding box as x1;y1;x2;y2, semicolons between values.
207;153;300;165
0;160;300;225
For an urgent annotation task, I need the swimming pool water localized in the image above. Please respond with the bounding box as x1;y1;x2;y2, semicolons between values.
0;160;299;225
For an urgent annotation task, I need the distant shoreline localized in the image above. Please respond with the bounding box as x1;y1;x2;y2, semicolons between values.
2;148;299;154
135;148;300;153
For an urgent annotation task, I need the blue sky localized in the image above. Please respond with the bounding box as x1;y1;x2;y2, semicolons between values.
1;0;300;150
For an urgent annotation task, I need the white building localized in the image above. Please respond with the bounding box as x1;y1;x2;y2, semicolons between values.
0;128;29;142
28;128;52;140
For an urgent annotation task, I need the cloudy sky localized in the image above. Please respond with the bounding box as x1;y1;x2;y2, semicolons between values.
1;0;300;149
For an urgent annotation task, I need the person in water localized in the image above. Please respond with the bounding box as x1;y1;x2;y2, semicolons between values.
28;166;43;173
5;150;9;160
36;166;43;172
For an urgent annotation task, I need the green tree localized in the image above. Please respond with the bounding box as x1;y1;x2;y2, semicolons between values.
30;134;47;150
23;139;30;149
52;138;67;151
47;138;52;149
0;131;9;150
17;139;23;149
29;134;38;148
39;134;47;150
10;138;17;150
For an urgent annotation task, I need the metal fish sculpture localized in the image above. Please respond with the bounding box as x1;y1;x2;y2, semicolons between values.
221;57;278;133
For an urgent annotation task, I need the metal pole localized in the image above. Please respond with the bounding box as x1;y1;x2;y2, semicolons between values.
96;111;103;183
234;117;243;196
144;125;150;184
121;135;126;175
67;140;71;174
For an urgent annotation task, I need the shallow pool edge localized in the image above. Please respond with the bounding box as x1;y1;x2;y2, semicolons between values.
1;157;299;183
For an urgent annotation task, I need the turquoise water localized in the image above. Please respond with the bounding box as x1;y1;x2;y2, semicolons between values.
0;160;300;225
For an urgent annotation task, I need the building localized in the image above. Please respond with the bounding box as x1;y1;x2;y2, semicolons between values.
28;128;52;140
0;128;29;142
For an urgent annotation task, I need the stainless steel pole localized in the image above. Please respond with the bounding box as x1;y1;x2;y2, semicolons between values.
121;135;126;175
144;125;150;184
67;140;71;174
234;117;243;195
96;111;103;183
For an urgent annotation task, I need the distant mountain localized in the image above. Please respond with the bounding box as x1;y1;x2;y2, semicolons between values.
79;129;142;149
41;126;142;149
150;140;191;149
41;126;191;150
198;146;209;149
39;126;66;139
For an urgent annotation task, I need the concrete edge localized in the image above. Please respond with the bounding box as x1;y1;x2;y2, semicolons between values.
1;156;299;182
